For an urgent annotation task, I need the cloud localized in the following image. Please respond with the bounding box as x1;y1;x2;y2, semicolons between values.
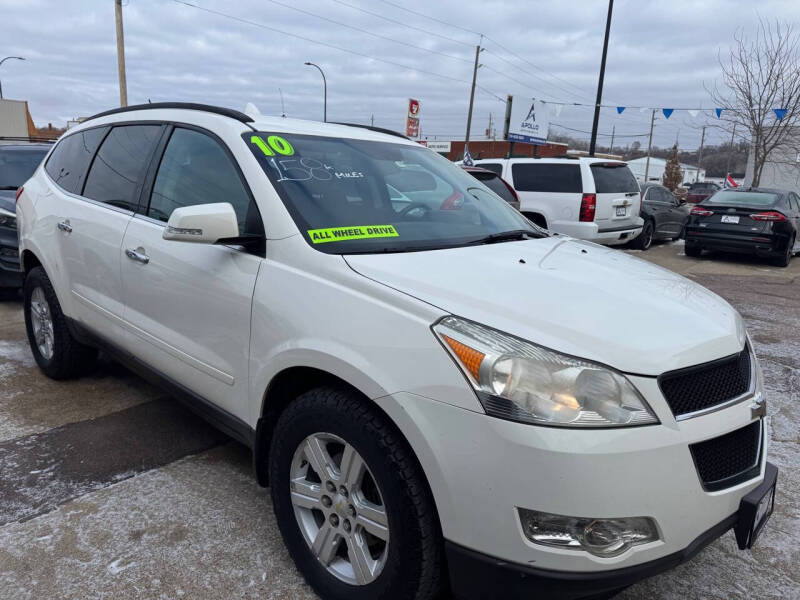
2;0;798;149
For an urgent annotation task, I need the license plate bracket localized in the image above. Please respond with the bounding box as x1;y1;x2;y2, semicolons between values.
615;206;626;217
734;462;778;549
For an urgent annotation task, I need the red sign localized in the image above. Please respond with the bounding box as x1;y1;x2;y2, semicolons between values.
406;98;420;138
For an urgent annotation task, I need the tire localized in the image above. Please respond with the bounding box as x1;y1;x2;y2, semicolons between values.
269;386;443;600
771;235;794;268
632;220;654;250
23;266;97;379
685;243;702;258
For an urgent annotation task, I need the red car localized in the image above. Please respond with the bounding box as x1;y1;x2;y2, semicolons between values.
461;166;520;211
686;181;722;204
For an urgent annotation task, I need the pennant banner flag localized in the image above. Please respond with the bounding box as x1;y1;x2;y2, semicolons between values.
774;108;787;120
463;148;474;166
616;106;625;114
688;109;699;118
552;103;564;118
662;108;674;119
715;108;724;118
639;106;649;113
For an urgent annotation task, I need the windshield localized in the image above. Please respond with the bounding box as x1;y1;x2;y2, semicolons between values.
244;132;539;253
0;148;48;188
704;191;779;206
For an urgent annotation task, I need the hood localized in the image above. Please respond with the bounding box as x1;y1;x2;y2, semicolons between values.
345;237;745;376
0;190;15;214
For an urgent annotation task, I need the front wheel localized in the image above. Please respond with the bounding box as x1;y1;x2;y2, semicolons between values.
269;386;443;600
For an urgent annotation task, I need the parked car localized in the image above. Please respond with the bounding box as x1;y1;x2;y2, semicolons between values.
462;165;520;211
633;183;691;250
0;143;51;289
686;181;721;204
472;156;643;245
686;187;799;267
17;103;776;600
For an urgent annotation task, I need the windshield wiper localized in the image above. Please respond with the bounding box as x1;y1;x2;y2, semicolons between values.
465;229;542;245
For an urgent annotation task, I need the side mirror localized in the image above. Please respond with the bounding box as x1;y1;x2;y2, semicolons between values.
163;203;239;243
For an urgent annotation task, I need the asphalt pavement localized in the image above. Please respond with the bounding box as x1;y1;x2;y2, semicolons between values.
0;241;797;599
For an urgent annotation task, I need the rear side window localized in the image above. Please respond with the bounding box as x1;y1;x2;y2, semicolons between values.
44;127;107;194
478;163;503;175
511;163;581;193
471;172;516;203
590;164;639;193
149;127;262;236
83;125;161;211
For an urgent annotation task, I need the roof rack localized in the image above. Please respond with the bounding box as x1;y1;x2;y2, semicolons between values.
332;122;409;140
84;102;254;124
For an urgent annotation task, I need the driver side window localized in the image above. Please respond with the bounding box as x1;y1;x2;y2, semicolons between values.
149;127;263;236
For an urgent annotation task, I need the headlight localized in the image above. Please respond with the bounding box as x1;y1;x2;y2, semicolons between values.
433;316;658;427
0;208;16;229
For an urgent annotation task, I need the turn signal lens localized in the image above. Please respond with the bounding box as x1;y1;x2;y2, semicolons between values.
442;335;484;381
690;206;714;216
750;211;786;222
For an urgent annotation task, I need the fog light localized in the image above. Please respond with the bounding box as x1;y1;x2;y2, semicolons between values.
518;508;659;557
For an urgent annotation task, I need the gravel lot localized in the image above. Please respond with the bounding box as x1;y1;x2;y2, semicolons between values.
0;241;798;599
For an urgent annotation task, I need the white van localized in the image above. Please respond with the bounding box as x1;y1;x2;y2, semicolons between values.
473;157;643;245
17;103;776;600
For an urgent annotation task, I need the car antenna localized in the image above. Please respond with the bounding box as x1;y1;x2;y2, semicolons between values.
279;88;286;118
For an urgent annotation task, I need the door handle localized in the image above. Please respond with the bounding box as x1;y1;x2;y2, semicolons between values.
125;247;150;264
57;220;72;233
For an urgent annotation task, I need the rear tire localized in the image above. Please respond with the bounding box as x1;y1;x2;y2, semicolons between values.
685;243;702;258
771;235;794;268
23;266;97;379
269;386;443;600
632;220;654;250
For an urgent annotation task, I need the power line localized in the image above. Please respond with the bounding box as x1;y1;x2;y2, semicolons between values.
552;123;650;137
169;0;506;101
262;0;472;65
329;0;475;48
378;0;482;37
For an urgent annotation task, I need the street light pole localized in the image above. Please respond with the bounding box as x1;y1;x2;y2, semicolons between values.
304;62;327;122
589;0;614;156
115;0;128;107
0;56;26;100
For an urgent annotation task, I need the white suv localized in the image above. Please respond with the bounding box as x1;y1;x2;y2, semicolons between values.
16;103;776;600
473;157;644;245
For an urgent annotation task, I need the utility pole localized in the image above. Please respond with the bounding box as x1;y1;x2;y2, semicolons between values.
644;109;656;182
609;125;615;153
695;125;706;182
589;0;614;156
725;123;737;177
114;0;128;107
463;40;483;160
370;114;374;127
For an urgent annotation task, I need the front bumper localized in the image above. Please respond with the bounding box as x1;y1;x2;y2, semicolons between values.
379;385;768;576
0;226;22;288
446;462;777;600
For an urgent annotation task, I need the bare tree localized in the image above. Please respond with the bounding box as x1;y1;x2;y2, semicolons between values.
709;19;800;187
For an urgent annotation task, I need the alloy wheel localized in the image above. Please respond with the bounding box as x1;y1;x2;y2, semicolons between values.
289;432;390;586
29;287;55;360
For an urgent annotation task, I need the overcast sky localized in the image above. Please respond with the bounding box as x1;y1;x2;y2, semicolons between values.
2;0;798;150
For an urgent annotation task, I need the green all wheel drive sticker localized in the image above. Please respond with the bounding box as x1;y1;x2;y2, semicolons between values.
250;135;294;156
308;225;399;244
